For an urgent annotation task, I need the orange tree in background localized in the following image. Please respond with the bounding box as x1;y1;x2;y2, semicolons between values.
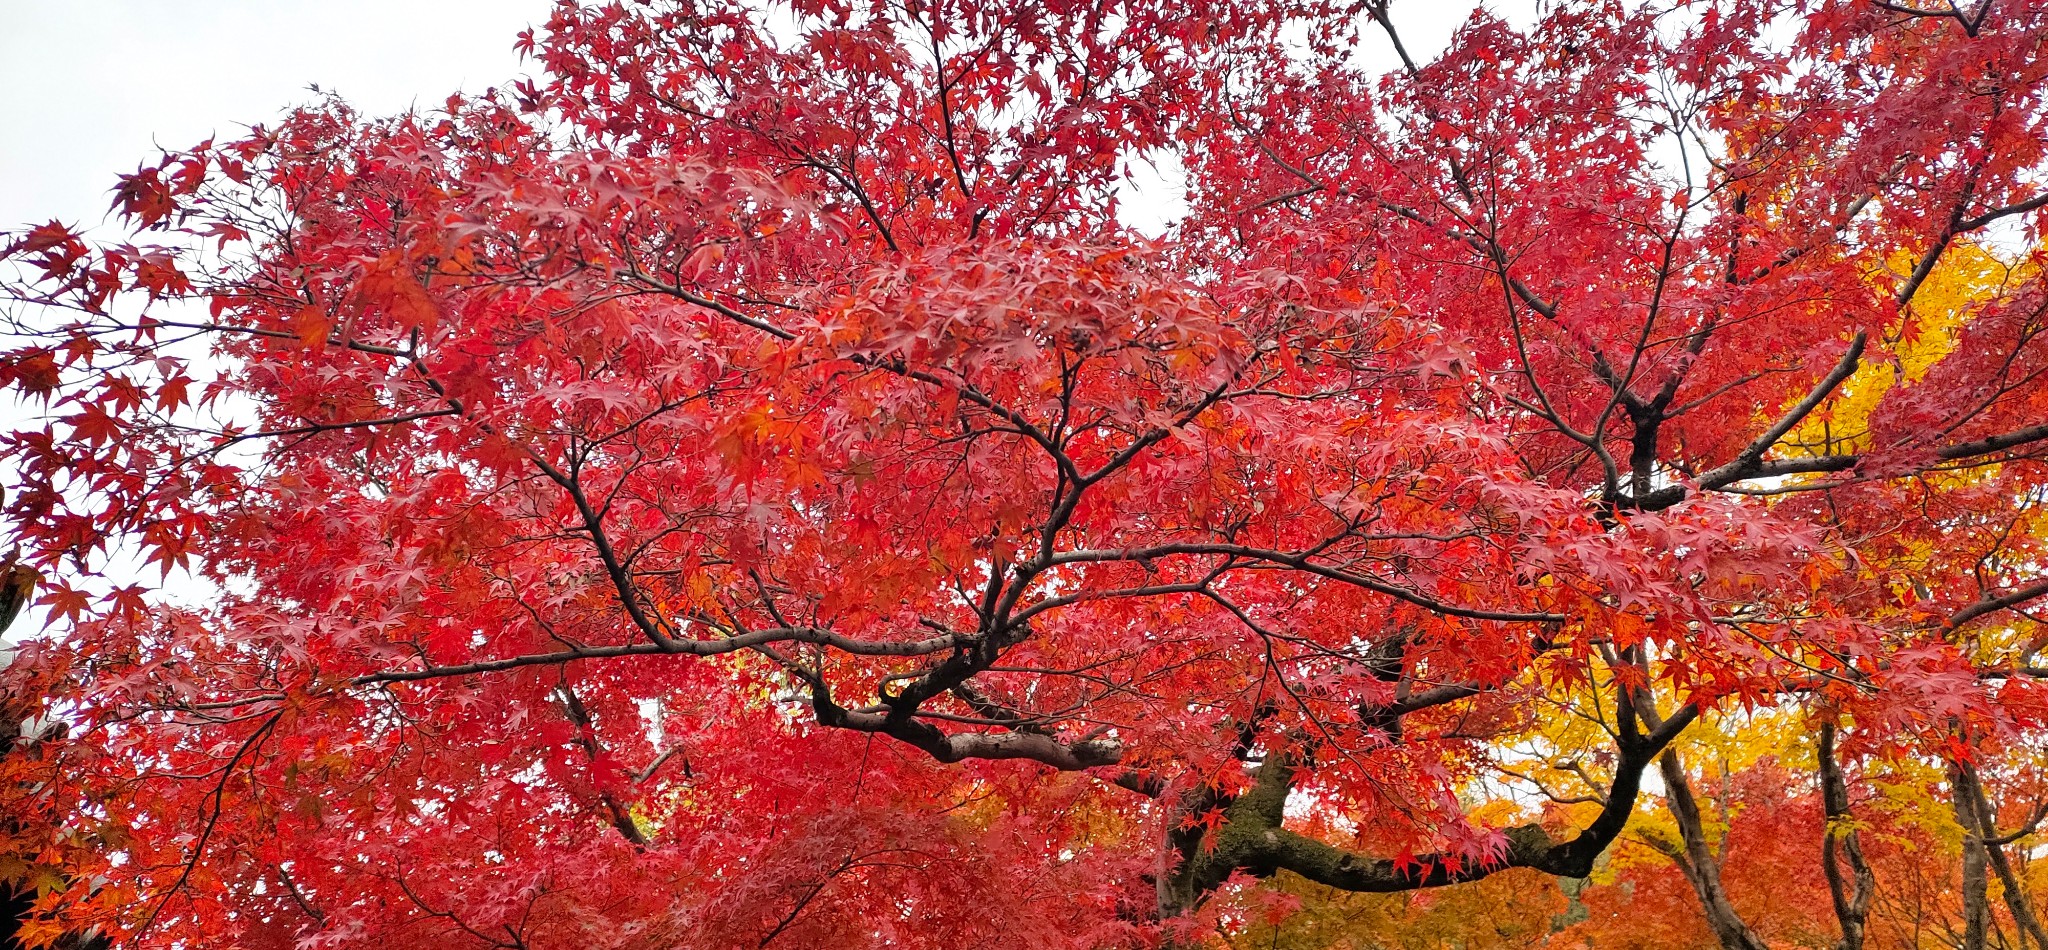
3;0;2048;947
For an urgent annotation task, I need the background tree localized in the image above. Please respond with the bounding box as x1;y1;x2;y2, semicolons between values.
4;0;2048;947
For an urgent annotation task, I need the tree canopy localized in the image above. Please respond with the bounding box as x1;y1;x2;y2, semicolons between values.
4;0;2048;947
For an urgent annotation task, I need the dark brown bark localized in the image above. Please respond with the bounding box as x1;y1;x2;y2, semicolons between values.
1656;749;1771;950
1154;699;1701;926
1955;761;2048;950
556;685;652;849
1819;723;1875;950
0;568;101;950
1952;761;1992;950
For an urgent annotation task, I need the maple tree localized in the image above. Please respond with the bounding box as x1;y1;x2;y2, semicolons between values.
4;0;2048;946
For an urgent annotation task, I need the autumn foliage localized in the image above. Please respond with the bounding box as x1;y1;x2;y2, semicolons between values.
4;0;2048;947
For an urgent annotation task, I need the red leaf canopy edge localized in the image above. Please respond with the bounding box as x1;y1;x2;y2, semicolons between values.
3;0;2048;947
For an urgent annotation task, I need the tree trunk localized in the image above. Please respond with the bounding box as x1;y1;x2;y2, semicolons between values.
1952;761;1992;950
1819;723;1875;950
1956;761;2048;950
1;568;107;950
1659;749;1771;950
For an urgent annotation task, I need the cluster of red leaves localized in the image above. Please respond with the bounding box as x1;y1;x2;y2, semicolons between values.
2;0;2047;947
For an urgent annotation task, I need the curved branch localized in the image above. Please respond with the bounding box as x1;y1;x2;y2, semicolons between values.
1236;703;1701;893
1053;543;1563;623
357;626;961;684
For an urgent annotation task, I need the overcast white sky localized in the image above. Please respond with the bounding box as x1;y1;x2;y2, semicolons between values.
0;1;1511;237
0;1;554;233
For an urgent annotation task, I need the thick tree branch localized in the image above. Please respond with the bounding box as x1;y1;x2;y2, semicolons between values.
358;626;962;684
1052;544;1562;623
1224;704;1701;893
1686;332;1866;495
1638;418;2048;510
